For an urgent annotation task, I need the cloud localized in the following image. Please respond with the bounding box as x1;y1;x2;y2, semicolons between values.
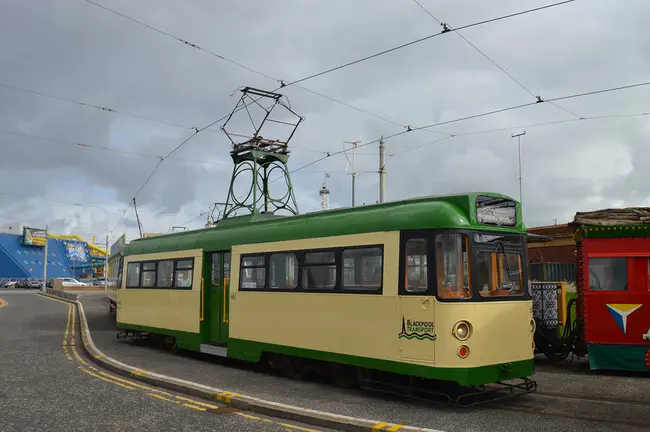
1;0;649;245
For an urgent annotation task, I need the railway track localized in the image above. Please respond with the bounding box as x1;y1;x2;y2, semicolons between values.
486;389;650;429
120;332;650;428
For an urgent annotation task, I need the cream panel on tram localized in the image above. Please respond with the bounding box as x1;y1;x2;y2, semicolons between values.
117;249;203;334
230;232;403;362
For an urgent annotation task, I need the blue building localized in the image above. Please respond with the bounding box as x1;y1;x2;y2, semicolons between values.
0;224;102;279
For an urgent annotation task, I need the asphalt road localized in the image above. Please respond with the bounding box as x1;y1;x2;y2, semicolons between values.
78;293;650;432
0;291;334;432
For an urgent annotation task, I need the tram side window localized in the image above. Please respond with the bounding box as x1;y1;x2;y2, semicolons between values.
270;253;298;289
126;262;140;288
157;260;173;288
589;257;627;291
175;259;194;289
342;247;383;292
435;234;472;299
302;251;336;290
240;255;266;290
405;239;427;293
117;256;124;289
141;262;156;288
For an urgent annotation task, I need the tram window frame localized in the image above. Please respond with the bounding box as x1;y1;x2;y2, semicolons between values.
140;262;157;288
435;233;473;300
404;239;428;294
117;256;124;289
399;231;434;296
126;262;141;288
341;246;383;292
157;260;174;288
239;254;267;290
174;259;194;290
302;250;337;291
237;245;384;294
124;257;194;290
269;252;298;290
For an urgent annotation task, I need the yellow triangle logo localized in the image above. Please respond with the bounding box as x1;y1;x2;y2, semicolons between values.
608;304;642;313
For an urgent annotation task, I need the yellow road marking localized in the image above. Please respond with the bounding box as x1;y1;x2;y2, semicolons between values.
148;393;207;412
63;305;73;361
0;297;7;308
78;366;136;390
181;403;207;411
373;422;390;431
236;413;262;421
97;371;173;396
43;293;328;432
64;305;71;341
387;425;404;431
217;391;241;403
174;395;220;409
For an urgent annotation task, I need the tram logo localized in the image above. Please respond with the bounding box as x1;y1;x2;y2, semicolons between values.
605;303;642;334
398;316;436;341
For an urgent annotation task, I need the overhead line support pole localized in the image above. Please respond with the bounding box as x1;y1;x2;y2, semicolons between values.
511;131;526;208
379;136;386;203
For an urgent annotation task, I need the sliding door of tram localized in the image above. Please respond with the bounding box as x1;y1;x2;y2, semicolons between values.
202;251;231;344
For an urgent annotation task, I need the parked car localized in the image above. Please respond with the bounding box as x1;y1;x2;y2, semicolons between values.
26;279;43;289
5;279;18;288
58;278;88;287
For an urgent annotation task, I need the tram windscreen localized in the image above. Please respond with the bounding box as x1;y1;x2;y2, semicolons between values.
476;196;517;227
475;247;524;297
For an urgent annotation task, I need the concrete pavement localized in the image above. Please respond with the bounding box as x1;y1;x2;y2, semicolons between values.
0;291;337;432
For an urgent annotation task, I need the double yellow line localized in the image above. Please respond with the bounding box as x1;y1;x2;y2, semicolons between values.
0;297;7;309
49;295;320;432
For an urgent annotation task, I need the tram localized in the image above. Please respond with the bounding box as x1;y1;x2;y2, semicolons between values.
110;192;537;403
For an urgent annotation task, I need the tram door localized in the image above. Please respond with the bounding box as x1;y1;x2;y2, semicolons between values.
398;233;436;363
202;251;231;344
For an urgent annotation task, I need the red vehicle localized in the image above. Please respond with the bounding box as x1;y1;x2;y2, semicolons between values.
575;209;650;372
533;208;650;373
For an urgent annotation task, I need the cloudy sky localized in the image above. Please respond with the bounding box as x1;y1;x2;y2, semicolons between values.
1;0;649;245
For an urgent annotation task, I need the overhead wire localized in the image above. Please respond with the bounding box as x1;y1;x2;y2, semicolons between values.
0;81;198;131
409;0;582;120
0;128;228;166
81;0;434;136
285;0;576;86
0;191;123;212
283;79;650;176
87;0;576;232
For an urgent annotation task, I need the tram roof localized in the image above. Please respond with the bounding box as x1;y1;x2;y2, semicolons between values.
122;192;525;256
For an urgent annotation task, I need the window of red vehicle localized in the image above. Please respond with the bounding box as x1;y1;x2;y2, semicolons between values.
588;257;627;291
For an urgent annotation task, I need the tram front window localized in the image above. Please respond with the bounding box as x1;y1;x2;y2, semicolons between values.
475;249;524;296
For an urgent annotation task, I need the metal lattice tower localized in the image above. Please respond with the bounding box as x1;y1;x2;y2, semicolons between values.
220;87;304;219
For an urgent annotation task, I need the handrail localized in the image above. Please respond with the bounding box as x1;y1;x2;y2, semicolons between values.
200;277;205;322
223;277;229;323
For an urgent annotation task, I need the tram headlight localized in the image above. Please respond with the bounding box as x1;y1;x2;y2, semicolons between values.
452;321;471;341
530;319;536;334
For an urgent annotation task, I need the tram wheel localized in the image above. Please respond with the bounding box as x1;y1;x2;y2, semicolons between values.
330;364;358;388
285;358;311;380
